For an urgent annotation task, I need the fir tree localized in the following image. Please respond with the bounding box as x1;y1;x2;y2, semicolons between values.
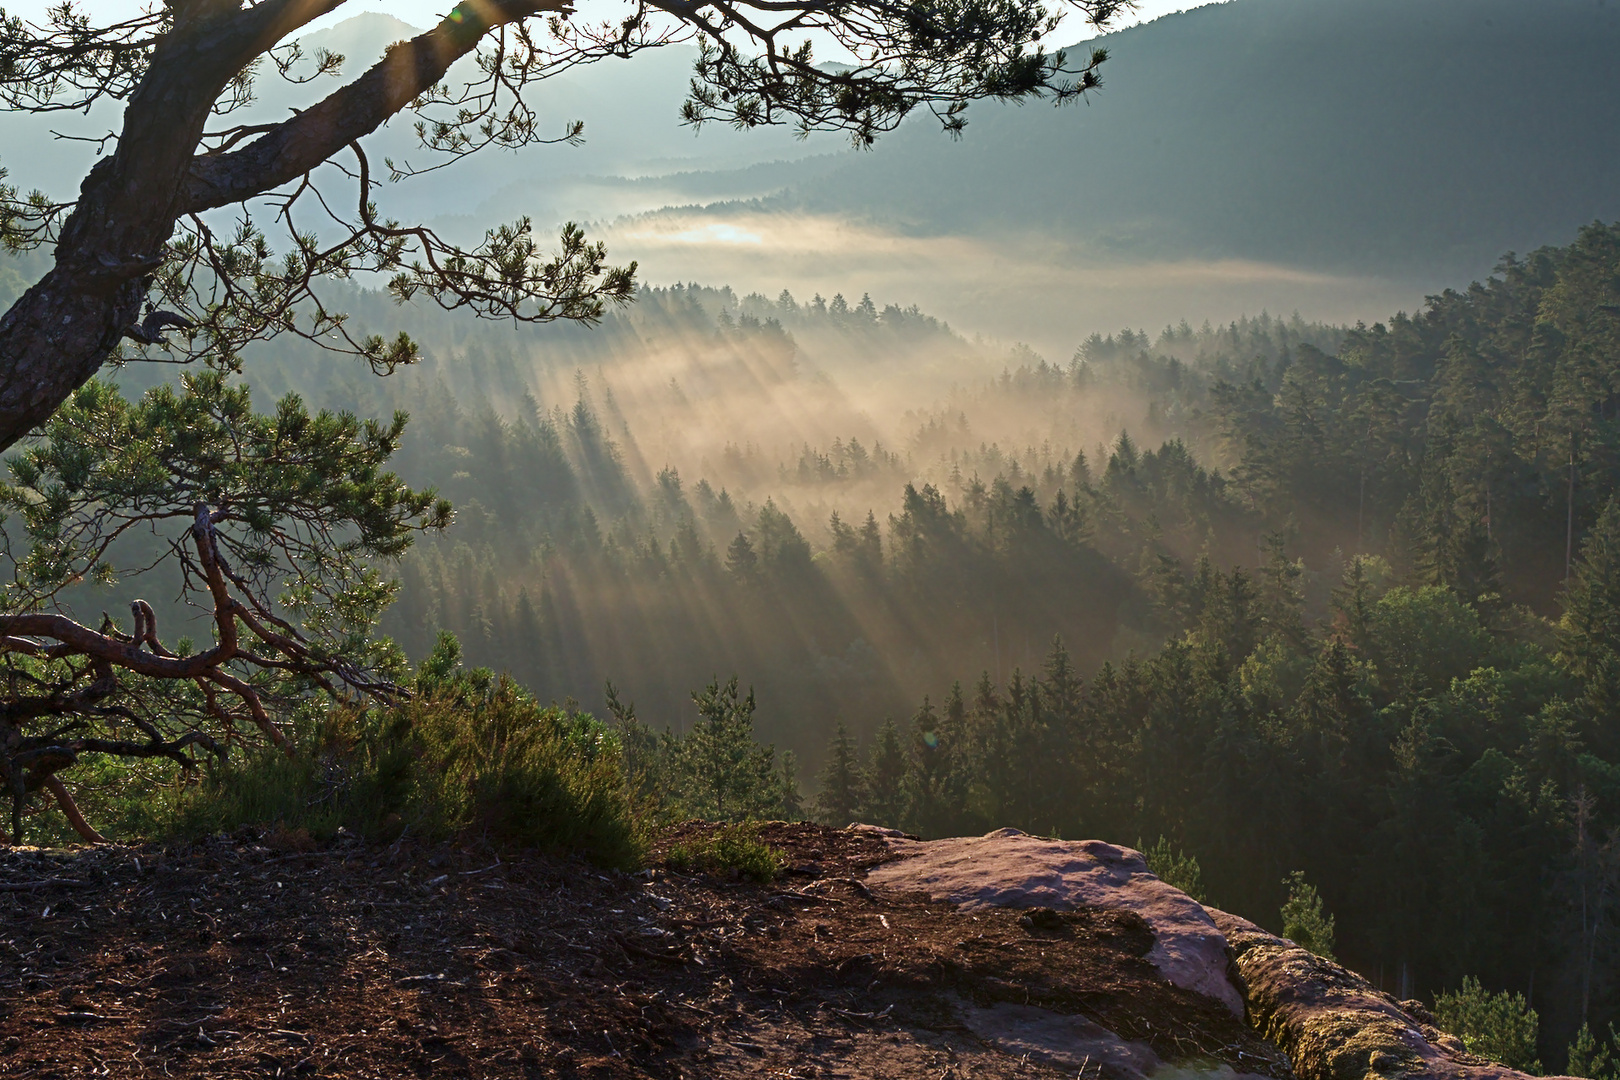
1280;870;1337;961
725;531;759;580
814;722;865;826
860;718;908;828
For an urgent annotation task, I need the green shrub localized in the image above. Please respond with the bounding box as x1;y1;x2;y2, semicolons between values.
1435;976;1542;1074
164;634;644;868
665;823;785;881
1568;1023;1619;1080
605;675;802;824
1280;870;1337;961
1141;836;1208;902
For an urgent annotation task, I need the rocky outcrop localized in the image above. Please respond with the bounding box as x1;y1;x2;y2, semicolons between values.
862;826;1570;1080
864;826;1246;1016
1208;908;1571;1080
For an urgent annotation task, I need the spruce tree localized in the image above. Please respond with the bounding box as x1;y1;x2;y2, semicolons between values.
903;697;970;838
672;677;796;821
858;511;886;573
860;718;909;828
725;532;759;580
814;722;865;826
1560;499;1620;684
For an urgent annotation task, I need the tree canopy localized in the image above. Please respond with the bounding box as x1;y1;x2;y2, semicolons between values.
0;0;1130;840
0;0;1128;450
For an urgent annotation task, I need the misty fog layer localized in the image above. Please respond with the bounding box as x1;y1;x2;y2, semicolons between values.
11;0;1614;358
598;209;1415;360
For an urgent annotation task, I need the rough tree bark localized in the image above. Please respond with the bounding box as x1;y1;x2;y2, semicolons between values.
0;0;552;452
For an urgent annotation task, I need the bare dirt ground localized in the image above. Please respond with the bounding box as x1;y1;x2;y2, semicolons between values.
1;822;1289;1079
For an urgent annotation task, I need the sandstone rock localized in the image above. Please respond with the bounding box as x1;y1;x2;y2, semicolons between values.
863;827;1245;1015
953;999;1163;1077
855;825;1566;1080
1208;908;1572;1080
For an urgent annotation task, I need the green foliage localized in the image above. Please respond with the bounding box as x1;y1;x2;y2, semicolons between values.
3;373;448;599
664;823;784;882
1280;871;1336;961
1434;977;1542;1074
813;722;864;825
676;676;791;820
1141;836;1207;903
617;675;801;823
1567;1023;1620;1080
0;372;450;842
39;223;1620;1041
166;634;643;868
1366;586;1491;698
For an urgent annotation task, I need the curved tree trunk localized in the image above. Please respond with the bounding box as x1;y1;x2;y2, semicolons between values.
0;0;541;451
44;776;108;844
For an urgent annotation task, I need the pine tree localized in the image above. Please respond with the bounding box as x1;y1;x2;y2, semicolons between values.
1567;1024;1619;1080
1142;836;1208;902
860;718;909;828
756;499;811;575
1257;531;1307;648
673;677;797;821
1435;977;1541;1073
1560;499;1620;683
814;722;865;826
1280;870;1337;960
1330;555;1381;651
725;531;759;580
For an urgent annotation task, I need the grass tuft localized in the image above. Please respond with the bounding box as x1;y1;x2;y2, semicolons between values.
665;823;785;881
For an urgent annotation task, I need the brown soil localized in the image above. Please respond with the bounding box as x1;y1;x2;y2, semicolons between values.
2;822;1288;1079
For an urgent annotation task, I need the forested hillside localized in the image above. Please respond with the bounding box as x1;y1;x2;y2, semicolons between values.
800;225;1620;1062
767;0;1620;279
360;223;1620;1059
13;0;1620;1075
10;219;1620;1065
157;275;1343;741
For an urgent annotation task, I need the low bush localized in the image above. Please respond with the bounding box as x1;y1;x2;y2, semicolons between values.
1141;835;1208;903
1435;976;1541;1074
164;634;644;868
665;823;785;881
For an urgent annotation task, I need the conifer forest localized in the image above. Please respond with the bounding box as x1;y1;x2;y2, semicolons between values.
4;0;1620;1076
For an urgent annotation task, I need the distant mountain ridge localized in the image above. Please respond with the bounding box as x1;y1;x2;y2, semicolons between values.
5;0;1614;332
760;0;1620;279
260;0;1620;350
316;0;1620;285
